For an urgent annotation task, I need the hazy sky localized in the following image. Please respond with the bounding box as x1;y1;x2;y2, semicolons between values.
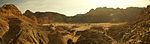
0;0;150;16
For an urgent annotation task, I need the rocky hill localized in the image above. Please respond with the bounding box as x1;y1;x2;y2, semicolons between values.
71;7;144;23
23;10;68;24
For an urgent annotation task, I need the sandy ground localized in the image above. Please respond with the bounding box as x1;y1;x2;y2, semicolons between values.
42;22;127;31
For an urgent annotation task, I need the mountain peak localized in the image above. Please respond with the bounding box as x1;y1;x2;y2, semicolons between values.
2;4;18;10
24;10;33;16
1;4;22;16
25;10;33;13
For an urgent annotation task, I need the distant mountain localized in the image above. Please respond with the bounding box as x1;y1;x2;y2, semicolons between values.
71;7;144;23
23;10;68;24
23;7;145;24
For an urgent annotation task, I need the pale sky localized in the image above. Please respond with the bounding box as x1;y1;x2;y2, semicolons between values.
0;0;150;16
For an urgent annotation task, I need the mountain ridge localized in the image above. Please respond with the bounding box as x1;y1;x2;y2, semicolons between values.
23;6;145;24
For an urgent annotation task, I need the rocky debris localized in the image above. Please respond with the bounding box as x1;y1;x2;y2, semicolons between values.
129;7;150;43
76;29;112;44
